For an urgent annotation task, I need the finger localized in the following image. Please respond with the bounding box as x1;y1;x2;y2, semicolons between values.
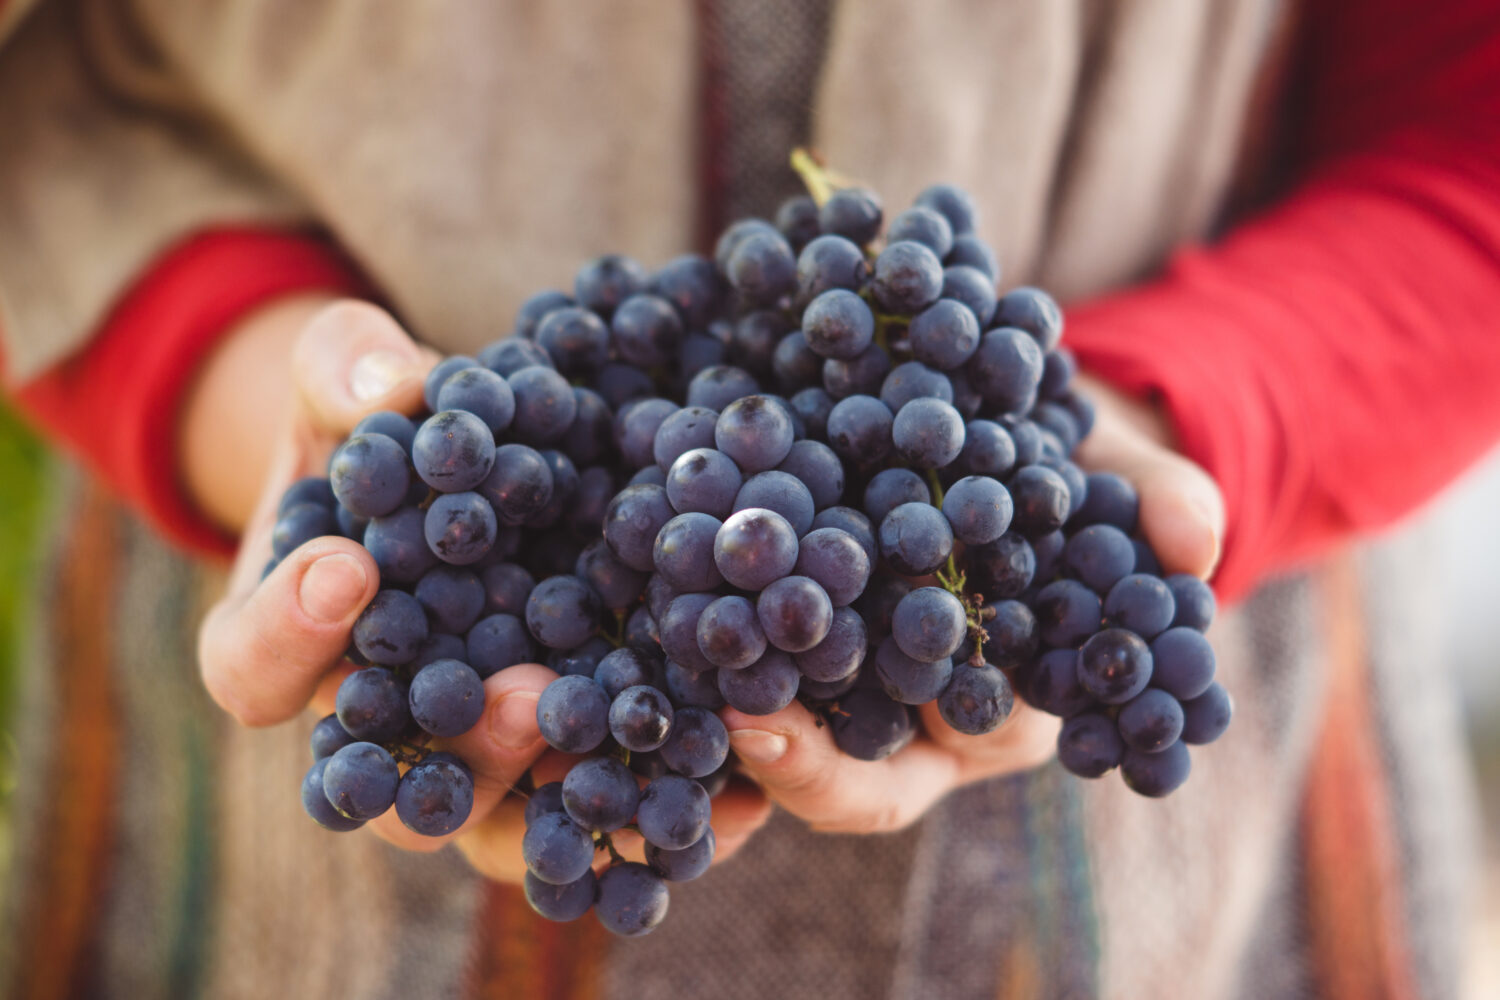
199;537;379;726
1074;417;1226;579
916;697;1059;779
291;301;431;434
369;664;556;853
721;701;963;834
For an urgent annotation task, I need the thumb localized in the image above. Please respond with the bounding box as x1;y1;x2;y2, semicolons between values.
291;300;432;434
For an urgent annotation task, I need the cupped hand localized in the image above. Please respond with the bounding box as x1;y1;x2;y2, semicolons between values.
721;372;1225;834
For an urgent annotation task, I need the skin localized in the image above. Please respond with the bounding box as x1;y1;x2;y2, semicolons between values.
189;297;1225;881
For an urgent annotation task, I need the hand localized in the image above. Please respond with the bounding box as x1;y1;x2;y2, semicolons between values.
721;373;1225;834
192;298;770;882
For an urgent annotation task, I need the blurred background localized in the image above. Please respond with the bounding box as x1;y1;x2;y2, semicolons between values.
0;402;1494;992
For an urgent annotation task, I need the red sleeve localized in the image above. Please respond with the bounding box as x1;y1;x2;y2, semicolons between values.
3;228;369;558
1066;0;1500;602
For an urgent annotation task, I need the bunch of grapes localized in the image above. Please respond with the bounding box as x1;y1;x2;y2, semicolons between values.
275;152;1231;937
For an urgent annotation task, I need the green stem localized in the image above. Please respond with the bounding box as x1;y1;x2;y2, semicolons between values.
791;148;838;206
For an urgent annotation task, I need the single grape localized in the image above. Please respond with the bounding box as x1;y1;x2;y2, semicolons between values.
771;331;822;390
413;566;485;635
940;265;997;327
424;356;479;410
278;476;336;515
802;289;875;360
525;575;600;650
1103;574;1176;639
788;388;834;441
891;587;968;662
652;406;718;472
614;398;680;471
322;742;400;821
878;502;954;576
829;688;915;761
1121;740;1192;797
508;366;579;446
1118;688;1186;753
1056;713;1125;778
537;675;611;753
609;294;683;368
574;539;649;610
665;448;742;519
992;286;1063;351
757;575;834;653
964;532;1035;600
892;397;966;469
774;439;845;512
658;707;730;778
714;395;794;472
603;484;676;572
524;782;566;825
888;206;954;257
363;506;439;584
942;475;1014;545
659;593;718;674
726;229;796;306
792;527;871;608
1027;647;1095;718
310;713;356;761
794;606;867;682
874;637;954;705
1063;524;1137;594
823;344;892;400
465;613;535;678
522;811;597;885
1149;627;1217;700
575;253;647;317
982;599;1039;668
483;338;554;376
352;590;428;666
408;659;485;738
870;241;943;315
733;471;815;537
713;509;799;591
880;360;954;413
479;443;554;526
1165;574;1216;631
937;662;1014;735
794;234;869;308
695;595;767;671
272;503;337;559
1078;628;1154;704
945;234;999;280
968;328;1043;416
909;298;981;370
395;754;475;836
651;253;724;329
686;364;760;411
636;774;712;850
647;828;716;882
652;513;725;593
664;659;727;710
609;685;675;752
595;862;670;937
818;187;883;246
1180;682;1233;744
718;649;800;715
302;757;364;832
329;433;411;519
423;491;497;565
592;647;660;699
524;869;598;922
562;756;640;832
436;367;516;435
915;183;979;236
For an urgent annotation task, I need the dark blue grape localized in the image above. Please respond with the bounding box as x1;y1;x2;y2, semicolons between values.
793;528;871;609
802;289;875;361
757;576;833;653
1148;627;1217;701
968;328;1044;416
414;566;485;634
992;287;1063;351
718;649;800;715
636;774;711;850
524;781;566;825
363;506;437;584
551;636;615;679
395;754;474;836
1057;713;1125;778
652;406;718;471
310;713;356;762
799;670;861;702
629;466;667;488
408;659;484;738
625;606;657;651
424;356;479;411
1180;682;1232;744
1063;524;1136;594
714;509;798;591
409;632;468;671
825;395;893;466
793;606;866;682
775;194;820;249
575;539;649;610
999;415;1044;466
823;344;892;400
829;688;915;761
271;502;337;559
1032;529;1066;583
613;398;679;471
593;361;656;411
1008;465;1072;538
818;187;883;246
412;410;495;493
524;869;597;922
891;587;967;662
938;662;1013;735
647;828;715;882
568;466;617;535
664;447;742;520
863;467;929;526
1032;402;1081;456
609;685;675;752
557;389;612;467
609;294;682;368
982;599;1038;667
575;254;647;318
508;366;578;446
788;388;834;440
664;659;726;710
523;811;596;885
695;595;766;671
1027;648;1094;718
892;397;965;470
562;755;640;833
810;506;876;564
352;590;428;666
1118;688;1185;753
914;183;978;236
1033;579;1102;649
725;230;796;306
1165;574;1216;632
482;338;554;376
714;395;794;473
679;331;729;384
940;265;997;328
513;289;575;339
464;613;535;679
942;475;1013;545
686;364;759;411
909;298;981;371
330;433;411;519
595;862;670;937
537;675;610;753
878;502;954;576
652;253;723;328
1038;456;1088;520
436;367;516;435
728;309;790;378
603;484;676;572
871;241;943;315
888;206;954;257
945;234;998;280
322;742;399;820
1121;740;1191;797
424;491;497;565
659;593;718;674
1103;574;1176;639
770;331;822;391
794;234;869;309
854;572;913;642
875;636;954;705
1078;628;1153;704
659;706;730;778
278;476;335;515
733;472;814;537
774;441;845;512
880;361;954;413
302;757;364;831
525;575;599;650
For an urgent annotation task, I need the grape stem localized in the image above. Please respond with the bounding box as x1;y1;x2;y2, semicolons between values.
600;609;628;648
790;148;838;207
595;832;626;865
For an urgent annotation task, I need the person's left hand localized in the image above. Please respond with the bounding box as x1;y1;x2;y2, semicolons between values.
721;373;1225;833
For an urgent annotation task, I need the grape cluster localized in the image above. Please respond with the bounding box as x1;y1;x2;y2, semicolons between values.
274;155;1231;936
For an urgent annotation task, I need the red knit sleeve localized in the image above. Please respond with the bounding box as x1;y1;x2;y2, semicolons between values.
4;228;369;558
1065;0;1500;602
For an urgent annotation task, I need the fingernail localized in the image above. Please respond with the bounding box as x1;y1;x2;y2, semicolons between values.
298;553;369;623
492;692;542;751
1188;493;1224;570
730;729;788;765
350;350;416;401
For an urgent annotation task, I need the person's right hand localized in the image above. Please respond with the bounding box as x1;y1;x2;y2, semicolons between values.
193;299;771;883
